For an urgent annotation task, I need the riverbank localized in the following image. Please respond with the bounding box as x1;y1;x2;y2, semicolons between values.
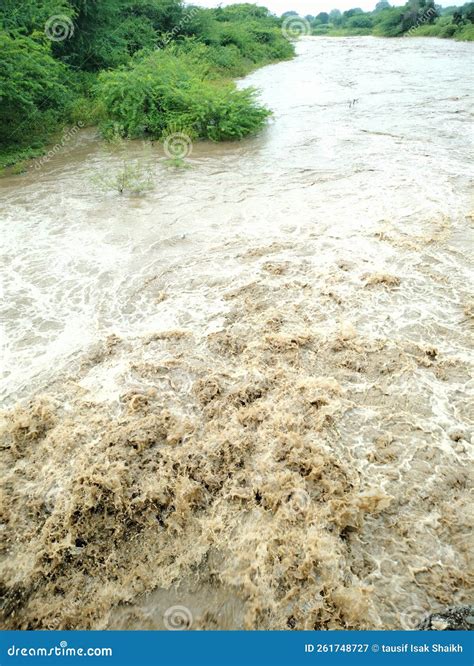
313;26;474;40
306;2;474;41
0;3;294;170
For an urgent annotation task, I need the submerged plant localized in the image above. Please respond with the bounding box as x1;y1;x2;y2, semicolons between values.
163;157;193;169
92;160;155;195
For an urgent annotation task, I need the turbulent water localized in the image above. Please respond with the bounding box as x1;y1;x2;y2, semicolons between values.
0;37;473;631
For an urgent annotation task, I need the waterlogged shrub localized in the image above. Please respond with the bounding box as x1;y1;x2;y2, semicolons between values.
193;86;270;141
92;160;155;195
96;49;271;142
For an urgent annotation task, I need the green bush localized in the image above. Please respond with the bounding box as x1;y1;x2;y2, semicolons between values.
373;8;407;36
0;1;294;160
312;24;331;35
408;13;474;40
92;160;155;195
455;22;474;40
201;19;293;70
176;26;293;78
346;14;374;30
0;32;72;148
96;48;271;141
0;0;73;34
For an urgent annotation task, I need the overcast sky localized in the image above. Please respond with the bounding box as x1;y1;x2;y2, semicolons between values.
192;0;409;14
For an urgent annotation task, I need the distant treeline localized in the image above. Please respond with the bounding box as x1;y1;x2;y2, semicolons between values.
285;0;474;40
0;2;294;167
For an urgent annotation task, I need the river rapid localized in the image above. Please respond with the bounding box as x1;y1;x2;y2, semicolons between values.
0;37;473;630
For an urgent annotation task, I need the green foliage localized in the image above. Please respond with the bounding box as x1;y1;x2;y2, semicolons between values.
373;7;409;36
96;47;271;142
11;161;28;175
0;0;73;35
92;160;155;195
0;32;72;148
411;15;474;38
312;24;331;35
346;13;374;31
0;144;48;169
455;21;474;38
164;157;193;169
54;0;137;70
0;1;292;161
213;4;274;22
308;0;474;38
2;0;470;167
124;0;185;33
316;12;330;24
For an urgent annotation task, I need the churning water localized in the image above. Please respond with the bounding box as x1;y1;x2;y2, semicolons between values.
0;37;472;630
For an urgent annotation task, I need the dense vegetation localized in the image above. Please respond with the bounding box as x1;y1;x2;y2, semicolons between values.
2;1;472;168
288;0;474;40
0;2;294;166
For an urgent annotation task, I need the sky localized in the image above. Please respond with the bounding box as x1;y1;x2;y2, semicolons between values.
193;0;409;14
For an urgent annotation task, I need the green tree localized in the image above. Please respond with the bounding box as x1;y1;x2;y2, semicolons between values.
329;9;342;25
463;2;474;22
346;13;374;29
0;32;71;147
342;8;364;22
316;12;330;23
0;0;73;35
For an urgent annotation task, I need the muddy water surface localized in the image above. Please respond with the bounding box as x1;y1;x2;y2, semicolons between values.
1;37;473;631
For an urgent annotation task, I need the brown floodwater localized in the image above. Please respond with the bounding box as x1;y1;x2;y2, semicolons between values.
0;37;473;631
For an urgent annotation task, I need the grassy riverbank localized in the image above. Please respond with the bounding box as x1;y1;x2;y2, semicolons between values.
304;1;474;41
0;2;294;168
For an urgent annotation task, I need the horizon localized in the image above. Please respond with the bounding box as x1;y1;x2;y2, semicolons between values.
192;0;458;14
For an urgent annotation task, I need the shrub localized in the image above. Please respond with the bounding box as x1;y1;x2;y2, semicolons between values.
92;160;155;195
96;48;271;142
0;32;72;148
0;0;293;160
373;8;407;36
455;22;474;40
312;24;331;35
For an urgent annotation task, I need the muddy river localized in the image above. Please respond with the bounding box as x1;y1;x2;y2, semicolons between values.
0;37;473;630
